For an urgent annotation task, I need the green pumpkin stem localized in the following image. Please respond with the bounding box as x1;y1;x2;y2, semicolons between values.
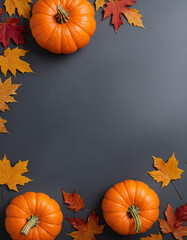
21;215;39;236
127;205;141;233
56;4;69;24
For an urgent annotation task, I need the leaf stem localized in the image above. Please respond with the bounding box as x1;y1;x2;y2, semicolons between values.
83;208;92;212
1;185;5;200
171;180;182;200
0;17;4;22
0;50;5;56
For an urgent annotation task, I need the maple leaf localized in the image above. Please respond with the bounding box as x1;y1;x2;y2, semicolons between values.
67;211;105;240
0;17;26;49
103;0;144;32
0;7;4;17
0;154;32;192
95;0;105;11
147;153;183;188
0;47;33;76
159;203;187;240
0;77;20;112
0;117;8;133
3;0;32;19
141;232;163;240
62;190;85;212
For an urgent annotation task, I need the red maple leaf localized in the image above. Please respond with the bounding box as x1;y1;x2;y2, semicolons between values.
0;7;4;17
0;17;26;48
159;203;187;240
67;211;105;240
104;0;144;32
62;189;85;212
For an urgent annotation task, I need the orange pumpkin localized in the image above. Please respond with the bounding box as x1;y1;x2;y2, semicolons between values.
5;192;63;240
102;180;159;235
30;0;96;54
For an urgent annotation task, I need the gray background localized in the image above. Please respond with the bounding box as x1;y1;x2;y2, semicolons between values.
0;0;187;239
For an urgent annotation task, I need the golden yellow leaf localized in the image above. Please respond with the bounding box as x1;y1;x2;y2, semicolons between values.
3;0;32;19
0;154;32;191
124;8;144;28
0;47;33;77
0;117;8;133
95;0;105;11
0;77;20;112
141;232;163;240
148;153;184;188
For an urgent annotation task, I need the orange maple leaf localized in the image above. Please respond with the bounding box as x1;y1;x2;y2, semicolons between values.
0;47;33;77
3;0;32;19
95;0;105;11
0;77;20;112
62;190;84;212
159;203;187;240
147;153;183;188
0;117;8;133
0;154;32;192
67;211;105;240
141;232;163;240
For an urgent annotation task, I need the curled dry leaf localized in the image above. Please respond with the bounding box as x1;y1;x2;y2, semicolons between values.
0;117;8;133
67;211;105;240
0;154;32;192
0;16;26;49
0;47;33;76
148;153;184;188
0;77;21;112
62;190;84;212
3;0;32;19
140;232;163;240
103;0;144;32
159;203;187;240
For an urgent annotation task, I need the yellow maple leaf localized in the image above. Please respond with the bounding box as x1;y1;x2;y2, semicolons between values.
141;233;162;240
148;153;184;188
0;47;33;77
0;117;8;133
0;154;32;191
95;0;105;11
3;0;32;19
124;8;144;28
0;77;21;112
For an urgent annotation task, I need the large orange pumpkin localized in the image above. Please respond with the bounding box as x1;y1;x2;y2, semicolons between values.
30;0;96;54
5;192;63;240
102;180;159;235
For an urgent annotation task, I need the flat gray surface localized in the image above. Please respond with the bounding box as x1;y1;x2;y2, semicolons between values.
0;0;187;239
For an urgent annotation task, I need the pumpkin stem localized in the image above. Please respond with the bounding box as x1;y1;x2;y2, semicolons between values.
127;206;141;233
21;215;39;236
56;4;69;24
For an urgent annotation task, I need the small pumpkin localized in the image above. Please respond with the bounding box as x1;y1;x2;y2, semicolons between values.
5;192;63;240
102;180;159;235
30;0;96;54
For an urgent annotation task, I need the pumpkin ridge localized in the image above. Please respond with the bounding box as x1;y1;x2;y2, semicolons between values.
65;23;78;49
139;214;154;224
123;180;136;205
134;183;151;208
44;24;59;49
67;0;87;12
104;197;129;209
36;227;41;240
37;223;57;237
9;203;30;215
37;225;55;238
40;0;56;12
112;186;131;207
39;210;62;218
23;193;37;215
68;19;92;37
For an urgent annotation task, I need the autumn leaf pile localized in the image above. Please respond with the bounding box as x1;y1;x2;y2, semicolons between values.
142;153;187;240
0;0;33;134
95;0;144;32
